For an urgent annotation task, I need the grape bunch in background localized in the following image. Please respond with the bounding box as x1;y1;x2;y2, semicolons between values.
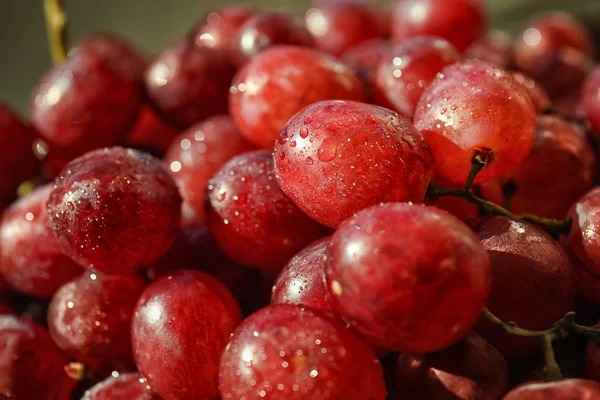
4;0;600;398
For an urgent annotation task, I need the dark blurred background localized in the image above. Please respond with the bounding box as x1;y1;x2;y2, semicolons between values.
1;0;599;114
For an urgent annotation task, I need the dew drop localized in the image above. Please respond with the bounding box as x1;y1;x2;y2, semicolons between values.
306;157;314;165
299;127;309;139
317;137;337;162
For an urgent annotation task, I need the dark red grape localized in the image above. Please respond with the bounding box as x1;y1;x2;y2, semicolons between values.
572;257;600;304
164;115;256;226
233;12;314;65
414;60;536;185
189;6;257;58
391;0;486;52
0;184;83;298
503;379;600;399
206;150;328;270
564;187;600;276
0;315;77;399
132;270;242;400
583;66;600;133
145;43;236;129
374;36;460;118
31;34;144;159
480;115;595;219
396;331;508;400
474;217;576;358
229;46;366;148
219;304;387;400
511;71;552;113
427;175;479;220
274;100;434;228
271;237;334;313
124;105;178;157
326;203;491;353
82;372;163;400
466;30;512;68
48;271;147;375
0;303;13;315
305;0;387;56
340;38;391;83
0;102;38;202
47;147;181;275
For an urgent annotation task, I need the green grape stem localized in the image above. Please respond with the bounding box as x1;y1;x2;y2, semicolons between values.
43;0;69;65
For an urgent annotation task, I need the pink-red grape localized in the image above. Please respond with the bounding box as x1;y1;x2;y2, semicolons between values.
564;187;600;276
340;38;391;85
374;36;460;118
583;66;600;133
414;59;536;185
219;304;387;400
326;203;491;353
145;43;236;129
124;105;178;157
164;115;256;226
132;270;242;400
391;0;486;52
0;184;83;298
82;372;163;400
206;150;328;270
503;379;600;399
48;271;147;375
229;46;366;148
47;147;181;275
274;100;434;228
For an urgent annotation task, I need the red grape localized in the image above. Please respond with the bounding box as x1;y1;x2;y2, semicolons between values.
229;46;366;148
511;71;552;113
132;270;242;400
219;304;387;400
188;6;257;58
48;271;147;375
0;102;38;202
0;184;83;298
305;0;387;56
82;372;163;400
480;115;595;219
233;12;314;65
414;59;536;185
274;100;434;228
466;30;513;68
0;315;77;399
396;331;508;399
31;34;144;159
564;187;600;276
427;175;479;220
503;379;600;399
391;0;486;52
0;303;13;315
474;217;576;358
47;147;181;275
271;237;334;313
374;36;460;118
340;38;391;83
326;203;491;353
583;66;600;133
145;43;236;129
572;257;600;304
164;115;256;226
124;105;178;157
206;150;328;270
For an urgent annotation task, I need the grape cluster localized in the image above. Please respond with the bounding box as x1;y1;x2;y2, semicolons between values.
3;1;600;399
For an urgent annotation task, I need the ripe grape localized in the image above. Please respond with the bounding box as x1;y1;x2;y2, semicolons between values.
564;187;600;276
391;0;486;52
271;237;334;313
233;12;314;65
206;150;328;270
0;315;77;399
305;0;387;56
396;331;508;399
82;372;162;400
48;271;147;375
219;304;387;400
374;36;460;118
124;105;178;157
164;115;256;226
47;147;181;275
503;379;600;399
583;66;600;133
474;217;576;357
229;46;365;148
340;38;392;85
466;30;512;68
326;203;491;353
145;43;236;128
0;102;38;202
31;34;145;159
511;71;552;113
413;59;536;184
188;6;257;58
132;270;242;400
0;184;83;298
480;115;595;219
274;100;434;228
